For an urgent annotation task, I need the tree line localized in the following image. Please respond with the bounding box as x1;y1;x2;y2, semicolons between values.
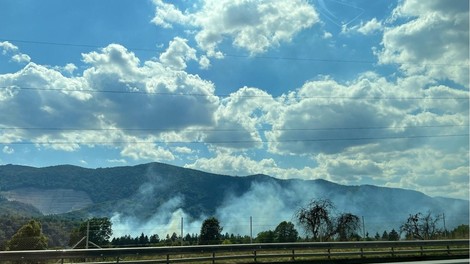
1;198;469;250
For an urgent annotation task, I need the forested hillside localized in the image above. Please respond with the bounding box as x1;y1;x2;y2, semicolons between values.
0;162;468;243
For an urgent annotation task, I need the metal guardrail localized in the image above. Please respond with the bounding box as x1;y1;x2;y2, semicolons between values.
0;239;468;263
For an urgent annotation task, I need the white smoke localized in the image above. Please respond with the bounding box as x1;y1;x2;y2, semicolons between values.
110;173;468;239
111;195;203;238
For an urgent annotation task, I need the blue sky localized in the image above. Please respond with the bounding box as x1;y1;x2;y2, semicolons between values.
0;0;468;199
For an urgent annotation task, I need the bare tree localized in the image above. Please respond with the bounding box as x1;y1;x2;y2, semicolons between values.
400;211;442;240
295;198;335;241
335;213;361;241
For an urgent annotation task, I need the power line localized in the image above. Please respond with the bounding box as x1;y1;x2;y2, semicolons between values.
0;38;162;53
1;38;468;67
0;124;467;132
1;133;467;145
1;86;468;100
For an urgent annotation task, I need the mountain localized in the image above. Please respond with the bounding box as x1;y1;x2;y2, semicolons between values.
0;162;468;236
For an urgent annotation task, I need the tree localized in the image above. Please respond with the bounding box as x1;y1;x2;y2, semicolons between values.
388;229;400;241
335;213;361;241
199;217;223;244
69;217;112;248
295;198;335;241
274;221;298;242
400;212;442;240
256;230;275;243
149;234;160;244
8;220;48;250
381;231;389;241
449;224;469;239
374;232;381;240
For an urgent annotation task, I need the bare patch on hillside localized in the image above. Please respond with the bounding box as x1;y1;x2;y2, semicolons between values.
0;188;93;215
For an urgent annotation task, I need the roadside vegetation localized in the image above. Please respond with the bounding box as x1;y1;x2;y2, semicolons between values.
0;198;468;250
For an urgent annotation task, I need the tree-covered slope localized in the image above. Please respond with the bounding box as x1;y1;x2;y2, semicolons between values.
0;162;467;233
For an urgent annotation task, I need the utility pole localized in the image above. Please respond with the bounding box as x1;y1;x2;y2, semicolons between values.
442;213;447;239
86;220;90;249
362;216;366;240
250;216;253;244
181;217;184;246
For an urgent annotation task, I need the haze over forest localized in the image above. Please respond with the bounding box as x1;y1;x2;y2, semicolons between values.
0;162;468;239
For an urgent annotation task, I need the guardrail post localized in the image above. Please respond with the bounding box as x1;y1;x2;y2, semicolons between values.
420;246;424;256
327;248;331;259
166;254;170;264
391;247;395;258
360;247;364;258
447;245;451;255
212;252;215;264
253;250;257;262
291;249;295;261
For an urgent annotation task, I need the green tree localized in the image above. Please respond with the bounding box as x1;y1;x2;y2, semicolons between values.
381;230;389;241
149;234;160;244
69;217;112;248
374;232;381;240
199;217;222;244
388;229;400;241
7;220;48;250
449;224;469;239
256;230;275;243
274;221;298;242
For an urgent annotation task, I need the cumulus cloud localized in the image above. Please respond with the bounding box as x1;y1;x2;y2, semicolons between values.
121;142;175;161
186;69;468;199
11;53;31;63
152;0;319;55
151;0;191;28
356;18;383;35
187;152;278;176
204;87;278;149
159;37;197;70
0;41;19;54
378;0;469;86
0;41;31;64
265;72;468;156
0;43;220;159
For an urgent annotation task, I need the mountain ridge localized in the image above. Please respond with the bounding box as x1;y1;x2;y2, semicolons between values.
0;162;468;236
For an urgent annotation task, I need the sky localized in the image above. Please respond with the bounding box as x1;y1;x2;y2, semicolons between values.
0;0;468;200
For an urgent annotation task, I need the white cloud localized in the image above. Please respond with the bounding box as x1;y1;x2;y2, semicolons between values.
357;18;382;35
121;142;175;161
107;159;127;164
0;41;19;54
11;53;31;63
151;0;191;28
152;0;319;55
186;152;278;176
159;37;197;70
322;31;333;39
378;0;469;86
204;87;278;150
82;44;219;132
0;41;31;64
0;44;220;159
174;146;193;154
2;146;14;154
198;55;211;69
